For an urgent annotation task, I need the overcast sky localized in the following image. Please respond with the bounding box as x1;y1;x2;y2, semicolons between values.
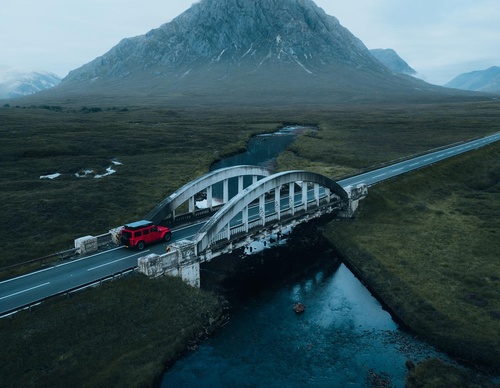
1;0;499;85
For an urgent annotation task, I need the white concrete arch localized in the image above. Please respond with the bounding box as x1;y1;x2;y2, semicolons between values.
146;165;271;224
193;170;348;254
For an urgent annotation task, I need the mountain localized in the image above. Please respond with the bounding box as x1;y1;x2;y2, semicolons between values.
18;0;478;106
370;49;416;76
66;0;381;81
444;66;500;93
0;67;61;99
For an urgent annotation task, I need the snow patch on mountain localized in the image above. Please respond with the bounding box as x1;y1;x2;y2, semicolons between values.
0;66;61;99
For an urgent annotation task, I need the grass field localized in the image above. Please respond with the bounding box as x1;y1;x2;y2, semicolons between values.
0;274;224;387
321;141;500;374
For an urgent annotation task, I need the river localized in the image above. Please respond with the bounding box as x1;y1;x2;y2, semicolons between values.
160;126;448;387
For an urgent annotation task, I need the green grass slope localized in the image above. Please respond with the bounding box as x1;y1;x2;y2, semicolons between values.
0;274;223;387
323;142;500;370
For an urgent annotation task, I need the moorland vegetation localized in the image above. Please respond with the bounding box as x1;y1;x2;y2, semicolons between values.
1;100;499;270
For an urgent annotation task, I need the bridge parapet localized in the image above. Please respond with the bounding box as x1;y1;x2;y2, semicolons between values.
137;240;200;287
338;183;368;218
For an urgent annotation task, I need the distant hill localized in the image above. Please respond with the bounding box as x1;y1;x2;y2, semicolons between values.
15;0;482;107
445;66;500;93
0;67;61;99
370;49;416;76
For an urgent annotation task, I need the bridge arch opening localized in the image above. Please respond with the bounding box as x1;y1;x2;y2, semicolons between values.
145;166;271;225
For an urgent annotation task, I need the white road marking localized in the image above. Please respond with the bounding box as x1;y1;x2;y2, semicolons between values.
0;282;50;300
87;251;149;271
55;247;123;268
0;267;53;285
0;246;127;286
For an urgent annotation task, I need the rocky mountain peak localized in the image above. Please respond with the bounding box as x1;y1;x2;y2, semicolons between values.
65;0;384;82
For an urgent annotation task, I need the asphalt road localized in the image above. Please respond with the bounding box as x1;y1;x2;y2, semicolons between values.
1;132;499;316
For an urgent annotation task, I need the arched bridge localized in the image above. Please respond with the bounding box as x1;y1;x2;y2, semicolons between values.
137;165;367;287
193;170;349;255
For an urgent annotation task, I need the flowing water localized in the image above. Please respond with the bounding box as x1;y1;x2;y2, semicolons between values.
161;261;444;387
160;126;449;387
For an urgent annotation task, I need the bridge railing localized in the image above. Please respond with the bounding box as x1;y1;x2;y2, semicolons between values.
206;198;344;250
161;204;225;227
96;232;114;247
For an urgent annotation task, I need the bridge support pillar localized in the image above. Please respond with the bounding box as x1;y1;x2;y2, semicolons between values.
259;195;265;225
302;182;308;209
338;184;368;218
223;179;229;203
175;240;200;287
325;188;331;203
238;176;244;193
275;186;281;220
137;240;200;288
243;205;249;232
180;261;200;288
189;196;195;213
207;185;213;210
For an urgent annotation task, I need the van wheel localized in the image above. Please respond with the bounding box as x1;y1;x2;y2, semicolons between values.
137;241;145;250
164;233;172;242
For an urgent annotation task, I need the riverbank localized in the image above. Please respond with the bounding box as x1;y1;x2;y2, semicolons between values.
322;142;500;382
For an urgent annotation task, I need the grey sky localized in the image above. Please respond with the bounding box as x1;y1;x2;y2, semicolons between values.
1;0;499;85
